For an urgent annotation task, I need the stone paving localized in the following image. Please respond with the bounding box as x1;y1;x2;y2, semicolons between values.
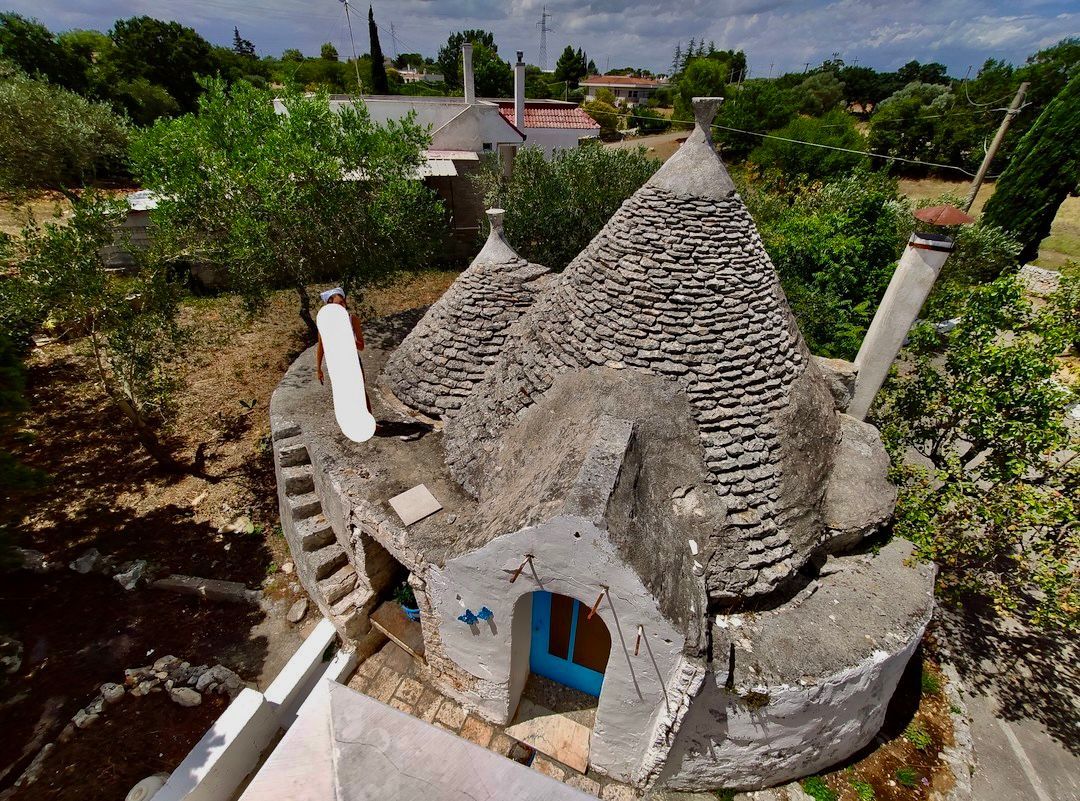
345;641;644;799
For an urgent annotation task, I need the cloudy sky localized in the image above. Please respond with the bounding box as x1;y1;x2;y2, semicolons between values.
6;0;1077;76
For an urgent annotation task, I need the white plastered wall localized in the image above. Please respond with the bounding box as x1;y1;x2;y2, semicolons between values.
425;515;686;782
526;127;601;157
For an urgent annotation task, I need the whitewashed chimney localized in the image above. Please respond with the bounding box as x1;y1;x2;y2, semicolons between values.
848;231;956;420
462;43;475;104
514;50;525;131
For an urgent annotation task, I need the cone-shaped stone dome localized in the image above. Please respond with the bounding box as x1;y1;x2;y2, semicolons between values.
383;210;549;418
445;99;840;599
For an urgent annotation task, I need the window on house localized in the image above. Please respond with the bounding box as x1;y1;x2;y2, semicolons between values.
482;142;493;151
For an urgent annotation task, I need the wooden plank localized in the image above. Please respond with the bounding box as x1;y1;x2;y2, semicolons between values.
370;601;425;660
504;698;591;774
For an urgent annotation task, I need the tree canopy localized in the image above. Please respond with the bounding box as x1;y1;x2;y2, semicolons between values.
437;29;496;91
129;79;444;337
475;145;658;271
982;71;1080;264
0;64;129;197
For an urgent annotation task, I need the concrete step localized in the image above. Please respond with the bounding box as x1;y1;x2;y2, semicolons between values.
329;587;362;616
288;492;322;521
282;466;315;496
277;437;310;468
309;544;348;581
296;515;335;552
340;587;377;638
318;564;357;605
273;420;301;441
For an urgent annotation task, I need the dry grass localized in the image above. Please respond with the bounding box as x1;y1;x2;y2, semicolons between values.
898;178;1080;275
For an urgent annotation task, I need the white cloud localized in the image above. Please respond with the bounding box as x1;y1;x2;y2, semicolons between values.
4;0;1075;75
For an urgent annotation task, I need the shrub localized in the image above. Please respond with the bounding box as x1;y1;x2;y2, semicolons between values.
921;667;942;695
904;721;932;750
749;109;868;181
895;766;919;788
474;144;658;271
0;63;129;196
801;776;838;801
850;778;876;801
582;99;621;139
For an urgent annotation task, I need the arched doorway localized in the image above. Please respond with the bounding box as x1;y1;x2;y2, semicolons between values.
529;590;611;696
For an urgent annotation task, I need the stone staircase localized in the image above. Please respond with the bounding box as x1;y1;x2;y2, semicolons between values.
273;423;375;637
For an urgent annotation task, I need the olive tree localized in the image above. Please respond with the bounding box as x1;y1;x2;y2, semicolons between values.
0;195;187;470
0;63;129;199
875;276;1079;631
129;79;444;338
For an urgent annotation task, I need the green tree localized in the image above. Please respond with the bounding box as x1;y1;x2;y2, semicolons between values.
674;57;730;122
742;169;910;358
107;16;215;113
554;46;587;87
982;72;1080;264
582;100;621;138
876;276;1079;630
868;81;955;168
129;79;444;338
474;145;658;270
321;42;339;61
282;48;304;63
0;195;187;469
594;87;616;106
232;27;256;58
464;42;512;97
713;79;799;160
368;6;389;94
113;77;180;126
438;30;496;91
0;13;89;91
0;65;129;198
796;71;845;115
750;109;867;181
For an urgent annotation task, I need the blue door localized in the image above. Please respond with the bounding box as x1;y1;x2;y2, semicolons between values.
530;591;611;697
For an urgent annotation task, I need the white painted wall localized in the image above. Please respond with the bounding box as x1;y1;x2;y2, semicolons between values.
659;626;926;790
525;127;600;157
425;515;686;783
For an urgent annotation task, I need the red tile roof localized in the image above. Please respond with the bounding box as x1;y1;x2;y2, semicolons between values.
497;103;600;130
581;75;661;87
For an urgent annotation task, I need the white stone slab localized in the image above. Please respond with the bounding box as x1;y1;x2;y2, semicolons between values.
387;484;442;526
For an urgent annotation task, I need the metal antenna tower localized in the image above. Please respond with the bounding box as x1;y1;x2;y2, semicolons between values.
537;6;552;70
390;21;399;59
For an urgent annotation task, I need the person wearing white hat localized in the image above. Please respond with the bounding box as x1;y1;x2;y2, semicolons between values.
315;288;373;415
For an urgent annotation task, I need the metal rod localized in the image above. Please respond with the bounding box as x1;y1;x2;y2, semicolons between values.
634;625;643;657
509;555;532;583
587;588;606;620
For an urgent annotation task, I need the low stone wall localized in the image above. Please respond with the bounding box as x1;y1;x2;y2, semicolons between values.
658;539;936;791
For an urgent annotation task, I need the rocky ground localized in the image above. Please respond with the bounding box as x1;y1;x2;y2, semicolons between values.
0;273;457;799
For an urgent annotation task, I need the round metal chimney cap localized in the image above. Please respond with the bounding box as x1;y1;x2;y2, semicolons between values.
913;204;975;226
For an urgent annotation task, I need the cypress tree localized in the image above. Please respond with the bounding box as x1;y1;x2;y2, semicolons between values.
368;5;389;94
982;72;1080;264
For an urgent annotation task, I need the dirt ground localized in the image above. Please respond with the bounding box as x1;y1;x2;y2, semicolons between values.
0;272;456;799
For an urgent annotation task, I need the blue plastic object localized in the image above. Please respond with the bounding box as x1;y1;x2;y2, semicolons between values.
476;606;493;621
458;609;478;625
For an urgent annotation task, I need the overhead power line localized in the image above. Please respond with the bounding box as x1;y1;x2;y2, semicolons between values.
620;112;983;177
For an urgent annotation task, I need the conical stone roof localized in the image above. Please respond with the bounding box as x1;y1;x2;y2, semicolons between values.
444;99;840;600
383;210;549;418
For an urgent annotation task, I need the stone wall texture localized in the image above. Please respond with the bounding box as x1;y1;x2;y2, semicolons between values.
382;226;549;418
445;182;839;599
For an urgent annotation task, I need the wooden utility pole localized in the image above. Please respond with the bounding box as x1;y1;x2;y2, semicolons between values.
964;81;1029;212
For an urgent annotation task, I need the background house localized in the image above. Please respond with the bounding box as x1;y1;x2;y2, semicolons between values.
582;75;664;107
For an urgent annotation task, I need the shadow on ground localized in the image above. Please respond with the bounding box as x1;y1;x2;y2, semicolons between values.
934;594;1079;754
